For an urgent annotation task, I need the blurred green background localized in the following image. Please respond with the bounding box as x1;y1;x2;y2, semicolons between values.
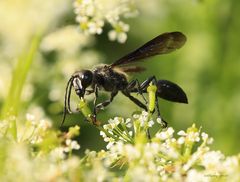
0;0;240;155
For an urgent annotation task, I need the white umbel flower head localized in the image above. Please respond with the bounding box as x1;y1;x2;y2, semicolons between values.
73;0;137;43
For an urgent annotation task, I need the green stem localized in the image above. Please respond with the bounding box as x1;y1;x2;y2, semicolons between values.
1;34;41;118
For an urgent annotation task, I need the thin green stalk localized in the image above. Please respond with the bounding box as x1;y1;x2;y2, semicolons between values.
1;34;41;118
114;126;133;143
120;122;134;142
0;33;41;140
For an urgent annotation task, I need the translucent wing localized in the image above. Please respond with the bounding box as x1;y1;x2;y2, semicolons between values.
120;66;146;73
111;32;186;67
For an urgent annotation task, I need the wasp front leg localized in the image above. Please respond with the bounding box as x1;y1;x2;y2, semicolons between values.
85;89;94;95
91;85;100;125
95;91;118;113
92;87;118;125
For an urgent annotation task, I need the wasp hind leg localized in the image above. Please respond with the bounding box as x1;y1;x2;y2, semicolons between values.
122;90;151;139
140;76;168;128
122;90;148;111
127;79;148;104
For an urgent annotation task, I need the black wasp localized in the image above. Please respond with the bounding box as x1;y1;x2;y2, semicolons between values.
61;32;188;127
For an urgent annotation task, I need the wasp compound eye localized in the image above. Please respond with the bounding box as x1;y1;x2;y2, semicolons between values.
80;70;93;88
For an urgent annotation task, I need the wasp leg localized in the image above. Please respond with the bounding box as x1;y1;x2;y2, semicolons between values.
128;76;157;94
140;76;168;128
92;85;99;125
122;90;147;111
127;79;148;104
122;90;151;139
155;95;168;128
95;91;118;113
85;89;94;95
139;76;157;90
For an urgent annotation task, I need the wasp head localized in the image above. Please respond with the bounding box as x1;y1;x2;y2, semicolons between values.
61;70;93;126
72;70;93;98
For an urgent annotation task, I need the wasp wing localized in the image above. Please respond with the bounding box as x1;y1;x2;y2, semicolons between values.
111;32;186;67
120;66;146;73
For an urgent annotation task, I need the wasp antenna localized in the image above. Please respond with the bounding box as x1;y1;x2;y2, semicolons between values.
61;76;74;127
61;107;67;127
67;78;74;113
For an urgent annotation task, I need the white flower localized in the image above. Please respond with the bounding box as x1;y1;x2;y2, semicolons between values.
103;124;111;130
125;118;132;128
177;137;185;145
201;132;208;140
133;114;139;119
100;131;107;138
26;113;37;126
187;131;200;142
223;156;239;174
108;31;127;43
142;111;148;116
156;117;162;124
50;147;66;161
65;139;80;152
207;137;214;144
85;4;95;16
186;169;207;182
30;137;43;144
201;151;224;171
159;144;179;159
108;21;129;43
73;0;137;42
26;113;35;122
104;137;116;149
177;130;187;136
105;117;121;130
137;111;149;127
88;20;104;34
125;144;141;160
38;119;52;130
156;127;174;140
148;120;154;127
106;141;115;149
76;15;88;24
71;141;81;150
201;132;213;144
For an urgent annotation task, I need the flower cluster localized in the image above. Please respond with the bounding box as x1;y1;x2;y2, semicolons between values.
49;134;81;162
100;111;155;149
0;111;239;181
99;112;240;181
73;0;138;43
0;113;83;181
1;113;81;158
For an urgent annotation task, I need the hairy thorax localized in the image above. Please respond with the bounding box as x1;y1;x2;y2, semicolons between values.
92;65;128;92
